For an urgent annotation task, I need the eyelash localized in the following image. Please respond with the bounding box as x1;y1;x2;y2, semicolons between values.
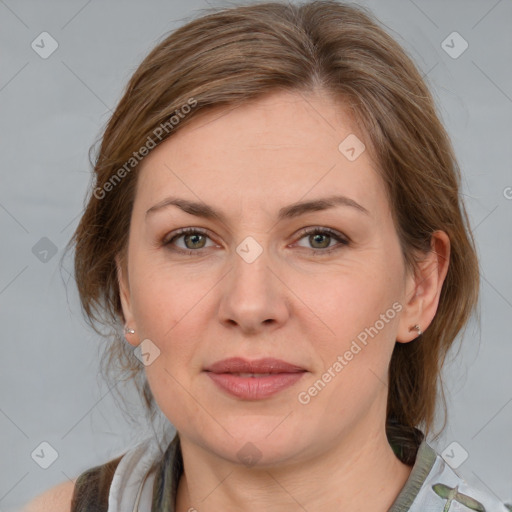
162;226;349;256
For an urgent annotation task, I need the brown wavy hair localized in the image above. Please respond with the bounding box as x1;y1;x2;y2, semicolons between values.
65;0;480;445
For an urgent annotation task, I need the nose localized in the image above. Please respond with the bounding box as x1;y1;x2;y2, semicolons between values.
217;237;290;335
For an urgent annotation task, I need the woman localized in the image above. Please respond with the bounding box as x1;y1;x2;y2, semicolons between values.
24;0;511;511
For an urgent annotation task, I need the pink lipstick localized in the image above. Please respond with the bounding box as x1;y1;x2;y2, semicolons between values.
204;357;306;400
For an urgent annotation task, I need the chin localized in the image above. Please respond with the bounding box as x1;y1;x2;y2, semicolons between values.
200;418;311;466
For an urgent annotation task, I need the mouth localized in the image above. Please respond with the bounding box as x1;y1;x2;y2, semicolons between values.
226;372;278;377
204;357;306;400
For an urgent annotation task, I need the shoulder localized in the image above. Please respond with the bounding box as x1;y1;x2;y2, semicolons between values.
22;479;77;512
22;453;123;512
417;444;512;512
22;434;177;512
22;435;167;512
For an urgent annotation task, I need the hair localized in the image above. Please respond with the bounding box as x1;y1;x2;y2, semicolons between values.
65;0;480;447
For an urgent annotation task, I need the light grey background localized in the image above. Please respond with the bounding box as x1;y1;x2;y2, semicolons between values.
0;0;511;509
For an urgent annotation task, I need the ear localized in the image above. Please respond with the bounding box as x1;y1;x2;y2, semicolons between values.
115;253;139;347
396;230;450;343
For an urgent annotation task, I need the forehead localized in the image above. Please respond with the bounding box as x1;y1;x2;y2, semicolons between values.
133;90;387;221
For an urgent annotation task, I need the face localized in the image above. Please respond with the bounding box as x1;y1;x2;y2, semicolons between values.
117;89;422;466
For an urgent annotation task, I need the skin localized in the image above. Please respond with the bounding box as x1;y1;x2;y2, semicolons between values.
117;89;450;512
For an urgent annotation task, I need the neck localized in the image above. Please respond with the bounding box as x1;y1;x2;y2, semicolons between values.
175;422;414;512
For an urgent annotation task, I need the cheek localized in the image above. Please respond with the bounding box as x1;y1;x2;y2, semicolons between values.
144;361;204;437
128;260;216;375
297;258;402;344
128;249;198;335
302;259;404;403
131;269;207;429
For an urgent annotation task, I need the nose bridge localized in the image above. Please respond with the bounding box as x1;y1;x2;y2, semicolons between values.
232;234;273;295
218;232;287;330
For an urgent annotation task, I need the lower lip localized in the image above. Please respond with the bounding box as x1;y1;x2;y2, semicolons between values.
205;371;306;400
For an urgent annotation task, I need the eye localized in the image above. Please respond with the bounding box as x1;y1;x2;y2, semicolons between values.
162;226;349;256
294;227;349;255
163;227;216;255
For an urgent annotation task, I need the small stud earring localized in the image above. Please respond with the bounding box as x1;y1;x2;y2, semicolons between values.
124;326;135;335
409;324;422;336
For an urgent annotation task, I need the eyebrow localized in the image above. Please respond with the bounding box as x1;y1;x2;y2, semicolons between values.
145;194;370;223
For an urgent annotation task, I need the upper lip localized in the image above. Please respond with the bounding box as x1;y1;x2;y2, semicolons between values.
204;357;306;374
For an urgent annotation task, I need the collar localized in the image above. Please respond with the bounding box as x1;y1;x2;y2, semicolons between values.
151;426;433;512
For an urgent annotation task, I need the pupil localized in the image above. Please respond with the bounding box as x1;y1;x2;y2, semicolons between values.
187;234;204;248
312;234;328;248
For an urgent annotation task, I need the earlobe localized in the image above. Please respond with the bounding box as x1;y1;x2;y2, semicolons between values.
115;254;139;346
396;231;450;343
